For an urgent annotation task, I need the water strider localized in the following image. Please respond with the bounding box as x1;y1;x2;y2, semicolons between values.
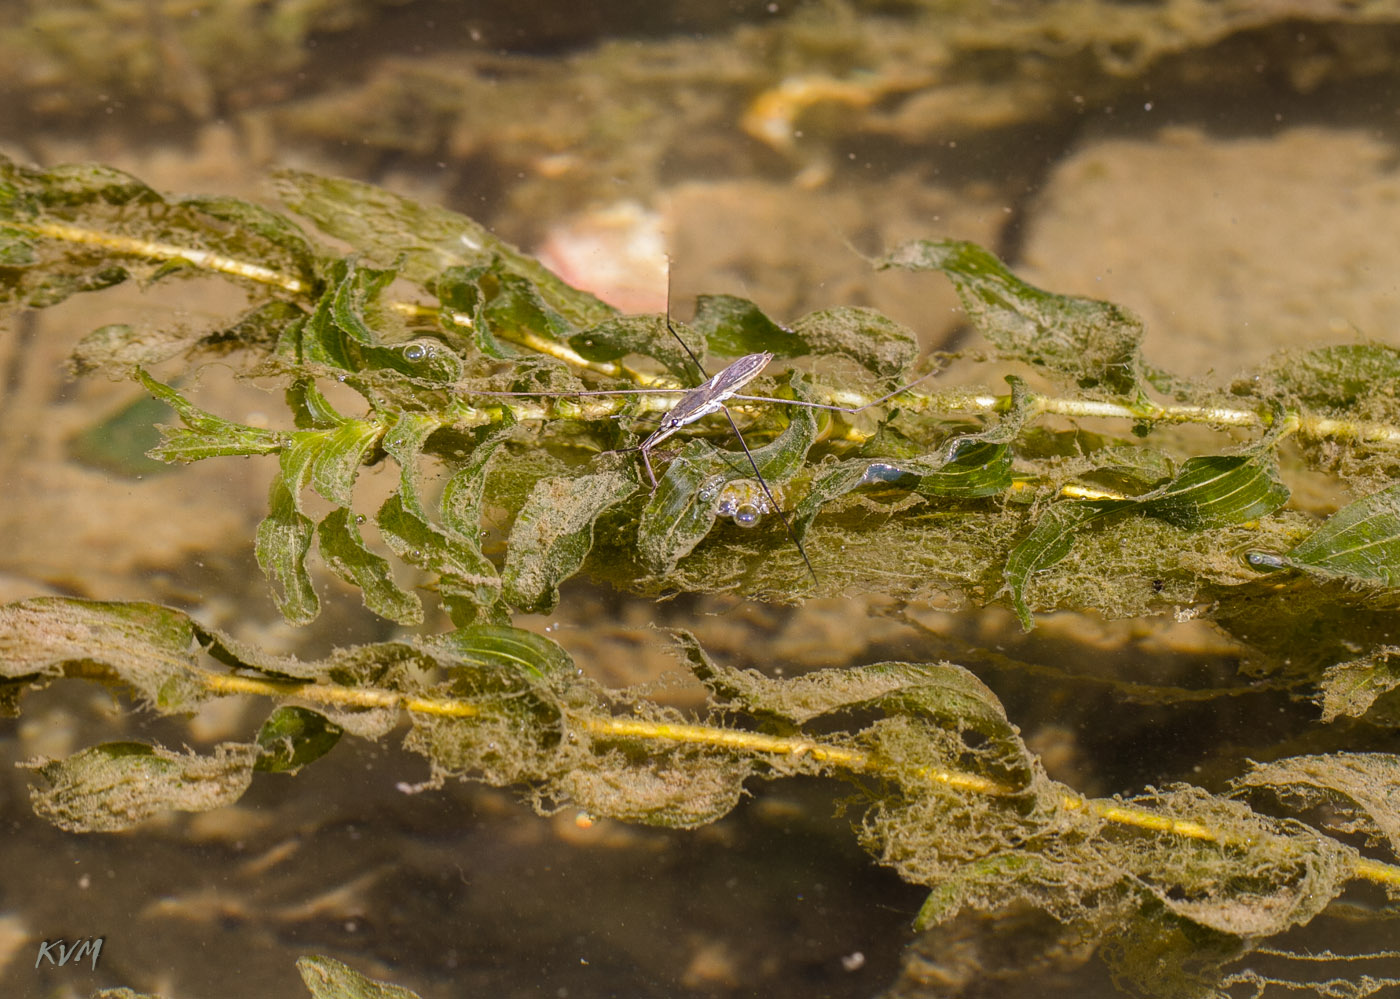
443;288;937;582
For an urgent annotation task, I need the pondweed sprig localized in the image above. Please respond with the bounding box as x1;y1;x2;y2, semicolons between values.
39;613;1400;891
6;156;1400;998
5;595;1399;991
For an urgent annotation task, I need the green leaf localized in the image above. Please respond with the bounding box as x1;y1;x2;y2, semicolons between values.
308;419;384;508
794;438;1014;540
287;378;347;429
568;314;702;380
1284;481;1400;587
421;625;575;681
691;294;800;358
298;955;424;999
480;270;575;354
433;263;508;358
32;161;162;208
0;224;36;266
793;381;1032;538
289;259;467;383
256;478;320;625
1136;455;1290;530
562;750;756;829
0;598;204;710
317;507;423;625
255;706;343;774
434;261;579;362
331;257;397;346
502;470;638;612
868;660;1021;746
1002;501;1110;630
297;260;358;369
389;335;464;384
790;306;918;379
684;632;1011;736
180;193;317;287
0;157;314;306
138;370;282;461
74;301;308;375
634;440;731;575
914;853;1044;929
880;239;1144;397
375;411;507;625
690;297;916;380
1003;454;1289;629
24;741;258;833
434;418;519;624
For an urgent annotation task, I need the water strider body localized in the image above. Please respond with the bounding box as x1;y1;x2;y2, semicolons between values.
633;350;774;489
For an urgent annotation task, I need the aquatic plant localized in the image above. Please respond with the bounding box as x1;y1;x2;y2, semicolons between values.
4;156;1400;998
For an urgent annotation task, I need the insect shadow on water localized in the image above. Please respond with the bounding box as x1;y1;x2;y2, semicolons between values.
447;268;939;583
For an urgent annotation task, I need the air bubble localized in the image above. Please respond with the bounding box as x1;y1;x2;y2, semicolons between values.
697;475;726;504
732;503;762;528
402;340;433;362
711;477;775;525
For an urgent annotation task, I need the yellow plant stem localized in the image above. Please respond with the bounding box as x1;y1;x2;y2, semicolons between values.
63;659;1400;890
8;219;310;294
22;216;1400;447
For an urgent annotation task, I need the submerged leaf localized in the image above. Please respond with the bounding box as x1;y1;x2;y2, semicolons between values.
790;306;918;379
683;632;1015;745
793;433;1017;540
24;741;258;832
256;478;320;625
0;597;209;711
880;239;1144;397
139;371;282;461
1136;455;1290;530
0;156;314;307
422;625;575;681
1238;753;1400;858
690;294;799;358
255;706;343;774
1256;343;1400;414
433;418;518;624
273;169;614;329
1002;502;1109;630
317;507;423;625
0;224;36;266
568;314;701;380
691;295;917;379
306;420;384;508
298;955;424;999
502;470;638;612
561;750;756;829
331;258;397;347
1318;646;1400;723
1284;480;1400;587
481;270;575;355
1003;454;1289;629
